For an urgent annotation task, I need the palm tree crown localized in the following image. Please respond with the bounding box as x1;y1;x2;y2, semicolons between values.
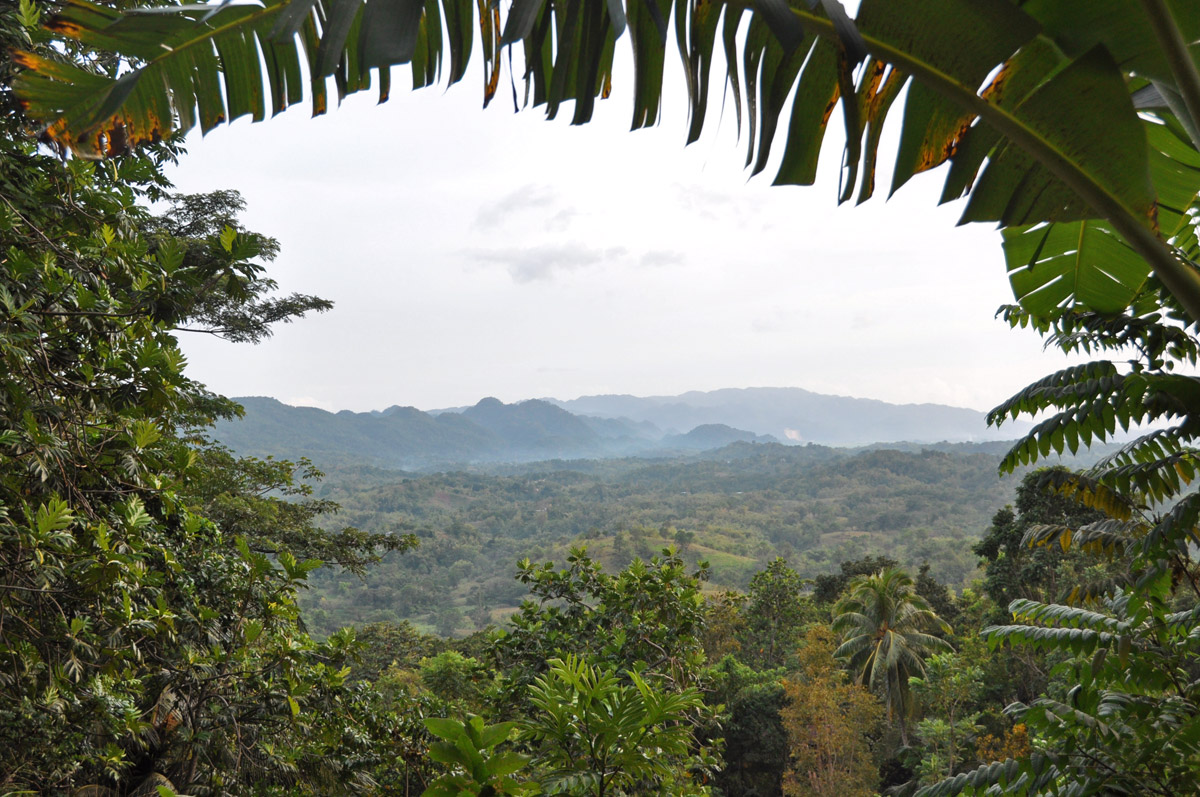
832;567;952;744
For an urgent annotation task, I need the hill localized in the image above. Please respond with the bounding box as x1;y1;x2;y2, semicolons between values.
212;387;1029;469
302;442;1022;636
549;386;1023;445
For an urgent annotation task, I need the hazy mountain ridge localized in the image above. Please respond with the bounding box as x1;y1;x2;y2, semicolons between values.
211;387;1029;469
662;423;779;449
548;386;1016;444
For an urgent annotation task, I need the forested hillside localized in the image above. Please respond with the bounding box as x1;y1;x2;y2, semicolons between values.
211;388;1026;469
302;443;1020;635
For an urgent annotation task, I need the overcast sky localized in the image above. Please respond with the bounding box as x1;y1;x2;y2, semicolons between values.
164;51;1082;415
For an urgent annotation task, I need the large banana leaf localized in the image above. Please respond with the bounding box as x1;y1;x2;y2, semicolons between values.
13;0;1200;320
13;0;490;157
1003;115;1200;316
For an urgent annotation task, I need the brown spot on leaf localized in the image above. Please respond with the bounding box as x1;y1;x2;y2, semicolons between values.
104;122;128;157
820;85;842;127
45;19;84;38
45;117;71;142
482;3;502;107
11;51;40;70
905;61;1018;177
980;61;1012;104
859;61;884;112
936;117;975;164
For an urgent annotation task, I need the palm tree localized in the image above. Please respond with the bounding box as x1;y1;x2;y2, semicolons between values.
832;567;951;746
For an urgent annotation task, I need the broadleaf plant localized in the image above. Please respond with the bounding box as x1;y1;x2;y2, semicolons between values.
13;0;1200;324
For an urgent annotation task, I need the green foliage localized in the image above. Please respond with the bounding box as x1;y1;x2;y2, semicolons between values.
347;620;449;682
921;162;1200;797
909;653;985;783
492;546;711;696
0;18;402;789
911;305;1200;796
421;715;536;797
973;468;1113;622
419;650;489;709
920;579;1200;796
811;554;900;605
916;562;960;624
698;591;748;662
739;558;817;669
521;655;715;796
148;190;332;344
483;549;721;794
304;447;1014;636
183;445;416;576
704;655;789;797
833;568;953;744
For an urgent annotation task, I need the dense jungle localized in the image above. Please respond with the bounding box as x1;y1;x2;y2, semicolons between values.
6;0;1200;795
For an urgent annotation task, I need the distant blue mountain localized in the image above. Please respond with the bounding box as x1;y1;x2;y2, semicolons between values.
662;423;778;450
211;387;1026;469
548;386;1024;446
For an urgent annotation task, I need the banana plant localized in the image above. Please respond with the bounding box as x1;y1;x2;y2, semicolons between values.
11;0;1200;321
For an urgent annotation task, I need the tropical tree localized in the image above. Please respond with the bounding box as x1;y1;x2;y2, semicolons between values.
13;0;1200;333
973;467;1111;623
491;546;711;699
483;548;720;791
780;626;883;797
739;557;815;668
918;580;1200;796
832;567;952;745
420;715;537;797
520;655;715;796
812;554;899;606
909;652;985;782
0;10;414;790
704;654;790;797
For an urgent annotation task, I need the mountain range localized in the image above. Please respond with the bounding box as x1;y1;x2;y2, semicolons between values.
210;387;1028;470
542;387;1005;444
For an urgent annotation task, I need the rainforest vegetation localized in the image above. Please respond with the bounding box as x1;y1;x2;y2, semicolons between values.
7;0;1200;795
299;444;1018;636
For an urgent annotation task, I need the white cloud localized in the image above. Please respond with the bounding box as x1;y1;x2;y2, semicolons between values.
639;250;684;267
545;208;578;232
470;244;611;283
474;184;558;230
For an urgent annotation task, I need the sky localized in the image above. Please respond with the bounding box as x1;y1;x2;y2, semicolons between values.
164;49;1083;415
